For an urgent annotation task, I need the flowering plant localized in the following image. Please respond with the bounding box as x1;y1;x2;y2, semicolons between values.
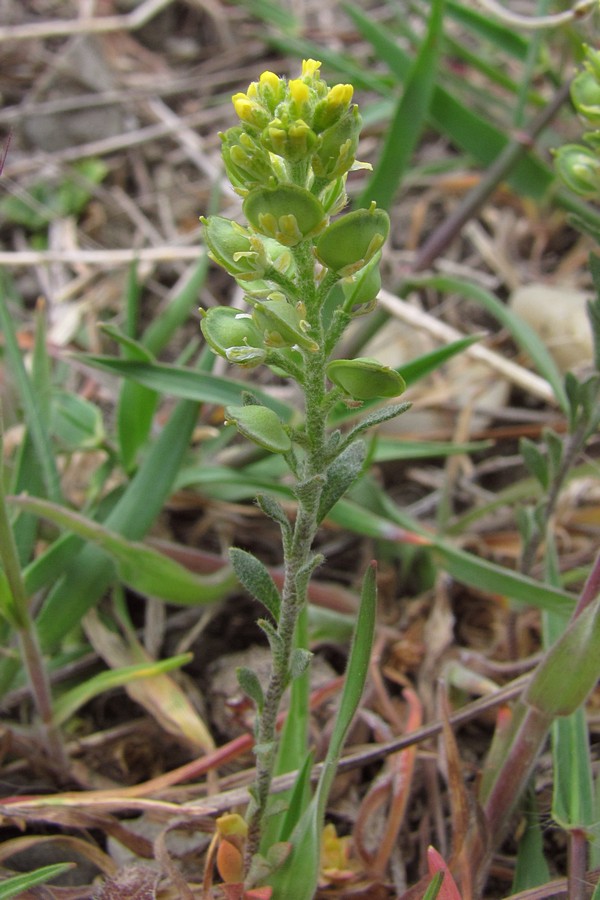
200;60;410;897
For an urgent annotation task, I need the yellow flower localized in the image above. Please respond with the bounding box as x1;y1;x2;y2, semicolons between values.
289;79;310;106
327;83;354;107
232;93;269;127
302;58;321;78
259;70;281;92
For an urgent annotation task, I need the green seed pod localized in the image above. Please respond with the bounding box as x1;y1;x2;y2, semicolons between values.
341;252;382;308
326;358;406;400
243;185;326;247
316;203;390;276
571;69;600;127
553;144;600;196
253;298;319;352
200;307;266;367
201;216;269;279
225;405;291;453
312;105;361;180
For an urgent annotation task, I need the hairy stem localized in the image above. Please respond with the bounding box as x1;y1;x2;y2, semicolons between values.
246;249;329;856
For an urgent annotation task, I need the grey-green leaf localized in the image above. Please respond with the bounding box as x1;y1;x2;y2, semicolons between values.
230;547;281;621
520;438;549;490
290;648;313;681
318;440;367;523
236;665;265;712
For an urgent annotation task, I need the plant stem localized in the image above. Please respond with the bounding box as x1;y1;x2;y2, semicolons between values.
246;252;329;857
0;452;68;770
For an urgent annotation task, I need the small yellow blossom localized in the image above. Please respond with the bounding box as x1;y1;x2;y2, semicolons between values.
289;79;310;105
259;70;281;91
232;93;253;120
327;83;354;107
302;58;321;78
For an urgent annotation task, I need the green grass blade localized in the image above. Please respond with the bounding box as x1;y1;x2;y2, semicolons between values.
229;0;298;34
0;864;75;899
511;790;551;892
326;497;576;615
406;274;568;409
431;540;575;616
35;397;201;652
77;356;293;420
52;653;193;725
445;0;529;58
357;0;445;209
372;438;490;462
422;872;444;900
0;290;62;503
317;561;377;812
551;707;594;830
101;325;160;473
268;562;377;900
142;255;209;355
273;750;315;844
10;494;236;606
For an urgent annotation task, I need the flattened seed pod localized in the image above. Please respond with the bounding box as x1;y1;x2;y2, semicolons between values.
326;357;406;400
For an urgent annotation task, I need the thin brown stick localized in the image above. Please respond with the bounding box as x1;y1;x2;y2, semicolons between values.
0;0;174;42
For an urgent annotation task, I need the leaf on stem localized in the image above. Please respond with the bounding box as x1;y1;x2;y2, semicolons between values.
230;547;282;621
237;666;265;713
318;440;367;523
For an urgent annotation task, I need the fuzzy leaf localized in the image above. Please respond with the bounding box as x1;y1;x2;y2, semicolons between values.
519;438;549;490
256;494;292;541
289;648;313;680
258;618;284;658
230;547;281;621
318;440;367;523
236;665;265;712
343;402;411;444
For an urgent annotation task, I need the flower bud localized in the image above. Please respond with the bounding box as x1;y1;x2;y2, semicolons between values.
221;127;274;195
288;78;312;118
313;84;354;133
232;92;271;129
553;144;600;196
243;184;326;246
302;58;322;79
326;357;406;400
316;203;390;276
257;70;286;111
263;119;318;162
202;216;270;279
